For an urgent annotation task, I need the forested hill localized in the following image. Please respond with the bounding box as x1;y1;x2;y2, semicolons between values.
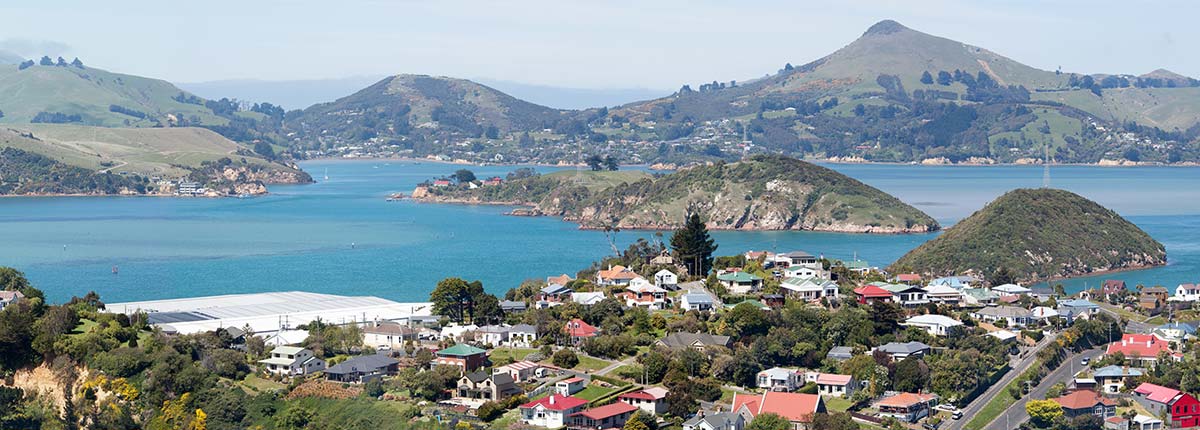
417;155;939;234
891;188;1166;282
0;147;148;195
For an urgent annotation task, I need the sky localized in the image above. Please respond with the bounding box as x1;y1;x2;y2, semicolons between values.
1;0;1196;90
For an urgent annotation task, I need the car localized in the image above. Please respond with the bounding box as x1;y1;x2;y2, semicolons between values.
951;411;963;420
1081;357;1090;366
923;423;939;430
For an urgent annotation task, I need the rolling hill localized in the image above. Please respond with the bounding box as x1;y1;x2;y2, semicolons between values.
890;188;1166;282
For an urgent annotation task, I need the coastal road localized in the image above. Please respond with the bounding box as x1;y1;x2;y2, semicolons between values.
980;347;1104;430
945;333;1056;430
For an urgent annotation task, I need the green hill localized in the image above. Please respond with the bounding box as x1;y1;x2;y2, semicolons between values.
420;155;938;233
890;188;1165;282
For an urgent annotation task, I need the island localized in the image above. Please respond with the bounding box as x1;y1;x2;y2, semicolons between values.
410;155;940;233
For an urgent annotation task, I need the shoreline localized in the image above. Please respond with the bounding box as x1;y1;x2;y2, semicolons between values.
1032;261;1169;286
301;155;1200;169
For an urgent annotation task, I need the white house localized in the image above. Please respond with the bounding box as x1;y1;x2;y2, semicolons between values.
681;293;715;312
922;285;961;305
1175;283;1200;302
571;292;606;306
440;324;479;341
258;346;325;376
902;314;964;336
0;290;24;310
623;278;669;310
555;377;586;396
756;367;801;391
654;270;679;290
815;373;857;398
494;360;542;383
782;265;823;280
519;394;588;428
993;284;1032;295
363;321;417;350
506;324;538;348
618;387;669;415
475;325;510;346
683;412;744;430
880;284;930;307
780;276;839;301
971;306;1034;327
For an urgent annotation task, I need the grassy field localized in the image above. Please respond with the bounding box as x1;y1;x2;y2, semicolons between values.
987;108;1082;154
240;374;287;393
574;385;618;401
542;170;652;191
573;355;613;372
1;124;280;177
964;378;1021;430
823;396;856;412
489;347;538;363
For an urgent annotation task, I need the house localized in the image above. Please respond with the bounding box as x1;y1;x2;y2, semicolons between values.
564;319;599;344
717;271;763;294
762;294;786;308
177;181;202;194
1052;390;1116;419
1103;414;1163;430
434;344;488;371
0;290;24;310
1105;334;1182;367
992;284;1032;295
568;401;639;430
988;329;1018;343
507;324;538;348
623;278;669;309
1103;280;1128;298
1143;286;1171;302
1030;286;1056;302
1093;365;1144;393
540;283;573;304
547;274;574;287
597;265;640;286
814;373;856;398
324;354;400;383
654;270;679;290
555;377;586;396
1139;295;1163;314
683;411;744;430
732;392;825;430
619;387;669;414
440;324;478;342
841;259;871;275
853;285;893;305
571;292;606;306
1030;306;1061;322
1175;283;1200;302
681;293;715;311
658;332;731;351
874;392;939;423
1152;322;1196;347
922;285;961;305
494;360;541;383
875;341;931;360
1057;299;1101;322
432;179;451;187
475;325;511;346
880;284;929;307
961;288;1000;306
482;177;502;186
970;306;1034;327
258;346;325;376
520;394;588;428
928;276;975;289
902;314;964;336
458;370;521;401
780;277;839;301
757;367;802;392
650;250;675;267
781;251;821;269
826;346;853;361
500;300;527;313
1134;383;1200;428
893;273;923;285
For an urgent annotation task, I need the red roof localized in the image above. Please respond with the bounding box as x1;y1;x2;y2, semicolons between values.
565;319;599;338
620;388;668;401
521;394;589;411
1053;390;1117;410
854;285;892;298
1135;383;1182;404
571;401;638;420
815;373;853;386
896;273;922;282
1106;334;1181;359
876;392;938;408
732;392;821;423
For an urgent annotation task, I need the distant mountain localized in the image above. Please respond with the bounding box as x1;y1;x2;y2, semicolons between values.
891;188;1165;282
474;79;670;110
176;76;386;110
0;50;21;64
416;155;939;233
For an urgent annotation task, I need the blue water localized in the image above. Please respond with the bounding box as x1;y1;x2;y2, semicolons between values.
1;160;1196;303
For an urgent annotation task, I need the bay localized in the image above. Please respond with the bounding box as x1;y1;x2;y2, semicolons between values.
1;160;1196;303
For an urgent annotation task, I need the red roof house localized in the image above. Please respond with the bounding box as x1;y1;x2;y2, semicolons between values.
732;392;824;425
895;273;922;284
1134;383;1200;428
564;319;599;344
853;285;893;305
520;395;589;428
1105;334;1182;366
568;401;639;430
432;179;451;187
1051;390;1116;419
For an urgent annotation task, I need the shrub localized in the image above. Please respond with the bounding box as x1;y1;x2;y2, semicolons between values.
552;349;579;368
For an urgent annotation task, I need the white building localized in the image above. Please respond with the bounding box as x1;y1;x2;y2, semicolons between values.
681;293;716;312
506;324;538;348
258;346;324;376
902;314;964;336
519;394;588;428
654;270;679;290
1175;283;1200;302
780;276;839;301
756;367;801;391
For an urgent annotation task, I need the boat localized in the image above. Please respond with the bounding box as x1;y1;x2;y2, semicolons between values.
112;265;118;275
324;168;329;181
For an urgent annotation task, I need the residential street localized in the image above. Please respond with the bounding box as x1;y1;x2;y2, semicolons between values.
980;347;1104;430
944;333;1057;430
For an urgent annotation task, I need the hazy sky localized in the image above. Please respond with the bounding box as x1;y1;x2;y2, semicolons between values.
2;0;1196;89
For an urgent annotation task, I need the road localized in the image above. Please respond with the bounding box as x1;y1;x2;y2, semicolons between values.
980;347;1104;430
945;333;1056;430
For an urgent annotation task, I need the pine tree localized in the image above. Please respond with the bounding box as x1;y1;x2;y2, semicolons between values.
670;213;717;277
920;70;934;85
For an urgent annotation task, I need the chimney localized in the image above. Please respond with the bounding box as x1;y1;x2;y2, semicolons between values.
549;395;556;405
1122;339;1127;347
1147;340;1152;347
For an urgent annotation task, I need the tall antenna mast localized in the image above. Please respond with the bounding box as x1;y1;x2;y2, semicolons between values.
1042;142;1051;188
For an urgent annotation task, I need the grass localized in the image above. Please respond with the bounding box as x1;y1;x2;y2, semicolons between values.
964;378;1022;430
987;108;1083;156
719;387;738;403
574;385;617;401
257;397;423;429
489;347;538;363
239;374;287;393
542;170;652;190
824;396;856;412
573;355;613;372
68;319;99;337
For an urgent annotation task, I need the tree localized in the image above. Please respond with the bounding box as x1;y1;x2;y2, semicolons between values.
429;278;486;323
746;413;791;430
623;416;649;430
453;169;477;184
253;142;275;160
892;357;929;393
275;406;314;430
626;411;658;430
552;349;579;368
1025;399;1062;427
988;266;1017;287
484;125;500;140
810;412;858;430
586;154;604;171
937;71;953;86
476;401;504;421
603;155;619;171
664;387;696;418
671;213;717;277
71;57;84;68
920;71;934;85
39;56;53;66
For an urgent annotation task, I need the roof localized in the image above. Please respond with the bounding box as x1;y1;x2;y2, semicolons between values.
541;283;572;295
815;373;853;385
621;387;669;401
1143;286;1169;294
682;293;714;304
877;341;931;355
660;332;731;349
905;314;963;327
1031;306;1060;318
876;392;938;408
683;412;741;429
0;290;25;301
732;392;821;423
758;367;795;379
572;401;638;420
853;285;893;298
572;292;606;305
895;273;922;282
726;299;769;310
270;346;307;355
1054;391;1116;410
510;323;537;334
521;394;588;411
1154;322;1197;335
717;272;762;282
784;251;815;259
1106;334;1179;359
547;274;574;285
436;344;487;357
827;346;853;359
993;284;1031;294
929;276;973;288
973;305;1032;318
325;354;399;375
988;330;1018;341
1059;299;1099;309
922;285;959;296
561;377;584;384
781;277;836;292
565;318;599;338
499;300;527;310
498;360;540;371
476;325;511;334
1135;383;1182;404
1094;365;1144;378
364;322;416;336
962;288;999;300
598;265;640;281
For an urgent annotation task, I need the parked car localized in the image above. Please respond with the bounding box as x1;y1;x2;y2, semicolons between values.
1081;357;1090;366
951;411;963;420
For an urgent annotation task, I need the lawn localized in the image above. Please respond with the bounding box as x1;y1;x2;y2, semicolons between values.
239;374;287;393
964;379;1021;430
68;319;99;337
490;347;538;363
823;396;856;412
574;355;613;372
574;385;617;401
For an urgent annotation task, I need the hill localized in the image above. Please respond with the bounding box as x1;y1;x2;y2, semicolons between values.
890;188;1165;282
417;155;938;233
0;146;148;195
